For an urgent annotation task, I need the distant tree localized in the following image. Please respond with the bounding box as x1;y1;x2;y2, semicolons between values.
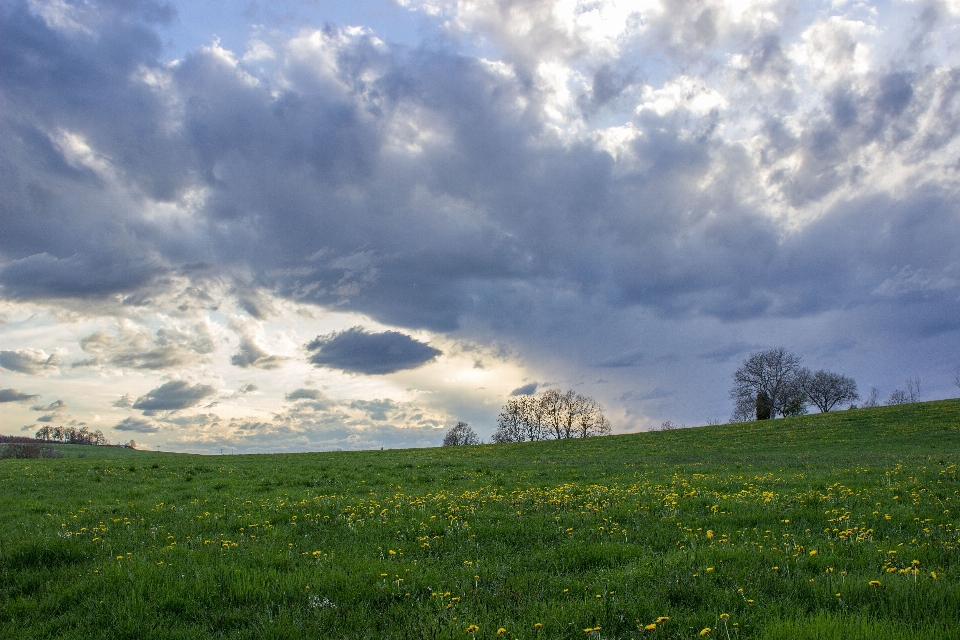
886;389;909;406
34;425;52;441
493;389;610;443
659;420;679;431
955;367;960;393
125;439;137;449
730;348;806;420
905;378;920;403
442;421;480;446
861;387;880;408
803;370;859;413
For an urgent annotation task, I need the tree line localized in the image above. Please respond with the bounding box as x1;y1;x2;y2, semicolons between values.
443;388;610;446
34;425;108;446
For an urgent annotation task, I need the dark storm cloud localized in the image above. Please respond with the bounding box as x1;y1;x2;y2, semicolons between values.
0;388;40;403
306;327;441;375
114;416;159;433
132;380;217;414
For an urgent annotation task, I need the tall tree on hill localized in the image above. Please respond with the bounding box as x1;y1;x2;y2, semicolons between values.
730;348;806;420
803;370;859;412
442;421;480;446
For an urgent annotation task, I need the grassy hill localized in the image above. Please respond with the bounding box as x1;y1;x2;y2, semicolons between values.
2;401;959;639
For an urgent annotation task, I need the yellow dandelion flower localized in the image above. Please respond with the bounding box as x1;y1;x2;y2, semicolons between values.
809;550;817;556
869;580;882;587
931;572;938;579
644;623;657;631
466;625;479;633
534;623;543;629
700;628;712;636
706;530;714;540
388;550;396;555
720;613;730;620
497;628;507;635
656;617;670;623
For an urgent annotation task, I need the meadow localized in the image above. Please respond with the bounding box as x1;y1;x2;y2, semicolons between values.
2;400;959;639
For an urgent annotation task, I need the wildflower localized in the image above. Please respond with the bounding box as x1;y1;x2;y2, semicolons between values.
644;623;657;631
771;566;779;571
869;580;882;587
809;550;817;556
466;625;479;633
656;617;670;623
706;530;714;540
720;613;730;620
498;628;507;635
700;628;712;636
706;567;714;572
389;550;396;555
931;572;938;579
534;623;543;629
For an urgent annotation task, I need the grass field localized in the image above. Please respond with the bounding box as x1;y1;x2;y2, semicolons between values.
2;400;959;639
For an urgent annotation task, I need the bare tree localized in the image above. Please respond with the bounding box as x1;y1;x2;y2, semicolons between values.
803;370;859;413
442;421;480;446
493;389;609;442
905;378;920;403
730;348;806;420
955;367;960;393
861;387;880;408
886;389;909;405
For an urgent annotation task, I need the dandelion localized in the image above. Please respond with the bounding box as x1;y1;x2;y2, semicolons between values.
931;572;938;579
869;580;882;587
497;628;507;635
466;625;479;633
656;617;670;623
389;550;396;555
534;623;543;629
700;628;712;636
809;550;817;556
720;613;730;620
706;530;714;540
706;567;714;572
644;623;657;631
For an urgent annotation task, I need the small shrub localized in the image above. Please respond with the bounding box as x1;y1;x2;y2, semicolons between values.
0;442;62;459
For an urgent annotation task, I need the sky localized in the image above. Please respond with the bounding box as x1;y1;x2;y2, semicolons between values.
1;0;959;453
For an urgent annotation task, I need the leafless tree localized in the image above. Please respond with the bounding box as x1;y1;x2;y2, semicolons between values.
659;420;679;431
493;389;609;442
803;370;859;413
886;389;909;405
954;367;960;393
905;378;920;403
862;387;880;408
730;348;806;420
442;421;480;446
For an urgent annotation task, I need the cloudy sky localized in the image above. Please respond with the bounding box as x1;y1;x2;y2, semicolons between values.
2;0;959;453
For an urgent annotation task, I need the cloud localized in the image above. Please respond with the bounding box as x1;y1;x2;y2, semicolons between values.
510;382;539;396
77;323;215;371
285;388;324;401
305;327;442;375
230;335;287;370
113;394;133;408
0;349;60;375
132;380;217;415
0;388;40;403
114;416;159;433
597;349;645;368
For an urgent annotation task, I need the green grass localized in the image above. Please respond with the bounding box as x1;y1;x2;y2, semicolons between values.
2;401;959;639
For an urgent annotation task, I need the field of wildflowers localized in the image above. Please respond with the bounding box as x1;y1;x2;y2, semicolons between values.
2;400;959;638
